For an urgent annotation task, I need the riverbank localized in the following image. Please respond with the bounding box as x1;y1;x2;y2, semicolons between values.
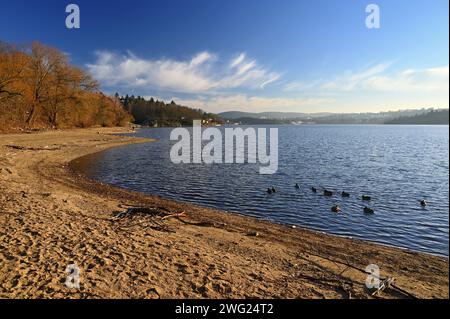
0;128;448;298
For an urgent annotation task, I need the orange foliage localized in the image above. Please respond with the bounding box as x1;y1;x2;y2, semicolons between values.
0;41;132;132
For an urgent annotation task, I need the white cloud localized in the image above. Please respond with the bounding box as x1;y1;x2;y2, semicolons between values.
260;75;282;89
87;51;281;94
168;94;333;113
230;53;246;68
189;51;215;67
284;63;449;93
360;65;449;92
90;51;448;113
321;63;392;91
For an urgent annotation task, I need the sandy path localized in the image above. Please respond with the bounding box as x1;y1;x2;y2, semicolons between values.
0;128;448;299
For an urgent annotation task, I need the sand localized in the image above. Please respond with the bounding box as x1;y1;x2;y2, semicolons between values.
0;128;448;299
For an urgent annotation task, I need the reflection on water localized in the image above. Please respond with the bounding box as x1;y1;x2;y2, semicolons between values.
72;125;449;256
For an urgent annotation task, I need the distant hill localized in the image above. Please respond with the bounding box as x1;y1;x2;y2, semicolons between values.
219;111;331;120
385;109;449;125
225;117;290;125
220;109;448;125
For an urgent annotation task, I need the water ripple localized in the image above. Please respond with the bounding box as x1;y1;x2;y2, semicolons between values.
73;125;449;256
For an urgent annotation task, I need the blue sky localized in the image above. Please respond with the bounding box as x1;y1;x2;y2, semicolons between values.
1;0;448;113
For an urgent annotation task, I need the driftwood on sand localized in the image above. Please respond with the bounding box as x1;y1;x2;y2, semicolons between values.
113;204;227;231
112;206;186;232
6;144;62;151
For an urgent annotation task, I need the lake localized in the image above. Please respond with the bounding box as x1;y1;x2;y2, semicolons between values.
73;125;449;256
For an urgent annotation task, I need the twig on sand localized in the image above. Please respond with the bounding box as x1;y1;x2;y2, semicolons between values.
161;211;186;220
113;207;163;219
176;216;227;228
304;250;418;299
371;277;395;296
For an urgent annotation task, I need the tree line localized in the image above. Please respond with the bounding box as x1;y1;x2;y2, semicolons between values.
119;94;221;127
385;109;449;125
0;41;132;132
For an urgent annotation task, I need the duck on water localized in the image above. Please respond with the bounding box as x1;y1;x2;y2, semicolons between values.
331;205;341;213
266;183;426;215
323;190;333;197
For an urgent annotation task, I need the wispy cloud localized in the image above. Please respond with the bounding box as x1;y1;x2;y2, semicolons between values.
357;65;449;92
321;62;392;91
88;51;448;113
166;94;333;113
284;63;449;93
87;51;281;94
283;80;325;92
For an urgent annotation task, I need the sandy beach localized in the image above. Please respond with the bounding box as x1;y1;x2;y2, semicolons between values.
0;128;448;299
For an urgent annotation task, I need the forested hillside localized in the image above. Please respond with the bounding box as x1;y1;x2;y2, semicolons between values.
221;109;448;125
0;41;132;132
119;95;221;127
385;109;449;125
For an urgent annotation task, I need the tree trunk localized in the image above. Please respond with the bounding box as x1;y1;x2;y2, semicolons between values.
26;102;37;126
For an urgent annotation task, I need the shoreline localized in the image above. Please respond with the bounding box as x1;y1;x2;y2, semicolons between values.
73;128;448;259
0;128;448;299
71;148;448;259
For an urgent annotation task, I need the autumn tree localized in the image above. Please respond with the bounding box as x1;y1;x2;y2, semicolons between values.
24;42;67;126
0;42;28;103
41;62;98;127
0;41;132;132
